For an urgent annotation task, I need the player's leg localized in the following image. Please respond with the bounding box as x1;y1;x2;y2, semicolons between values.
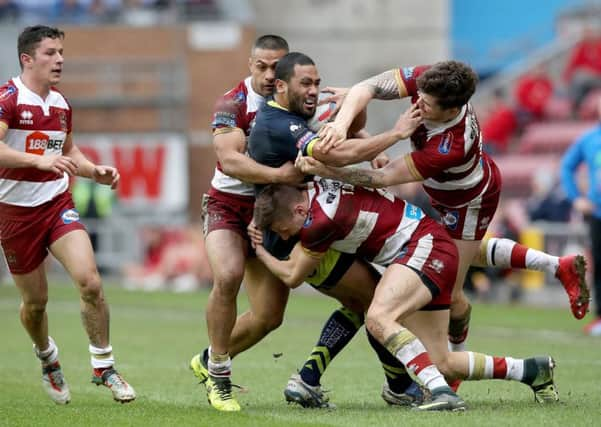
50;229;135;403
403;310;559;405
584;216;601;334
448;239;481;352
13;267;71;404
476;236;589;319
365;264;465;411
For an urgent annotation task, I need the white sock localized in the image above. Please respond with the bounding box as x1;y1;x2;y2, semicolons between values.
395;338;447;391
208;346;231;378
35;336;58;365
487;238;559;275
505;357;524;381
89;344;114;369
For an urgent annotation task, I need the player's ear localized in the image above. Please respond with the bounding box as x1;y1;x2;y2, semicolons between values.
275;79;286;95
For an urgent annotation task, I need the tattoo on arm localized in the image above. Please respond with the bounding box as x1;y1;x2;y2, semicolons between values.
362;70;400;100
333;166;386;188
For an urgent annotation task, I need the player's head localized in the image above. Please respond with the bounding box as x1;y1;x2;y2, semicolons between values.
274;52;320;119
254;184;308;240
249;34;289;97
18;26;65;85
416;60;478;121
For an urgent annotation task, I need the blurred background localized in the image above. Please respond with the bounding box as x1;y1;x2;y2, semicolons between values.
0;0;599;309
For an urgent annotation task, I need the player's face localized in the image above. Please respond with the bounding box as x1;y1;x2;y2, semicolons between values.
249;48;287;97
417;91;462;122
271;209;305;240
287;64;320;119
23;37;64;87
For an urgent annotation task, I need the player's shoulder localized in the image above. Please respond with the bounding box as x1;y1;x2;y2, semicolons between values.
48;86;70;110
218;79;248;104
0;80;18;104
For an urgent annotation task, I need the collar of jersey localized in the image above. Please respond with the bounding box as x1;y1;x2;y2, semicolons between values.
267;99;289;111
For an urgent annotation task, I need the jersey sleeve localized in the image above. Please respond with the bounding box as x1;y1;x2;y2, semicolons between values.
299;213;343;254
0;84;17;128
410;131;467;179
395;65;430;98
292;121;321;157
211;94;244;135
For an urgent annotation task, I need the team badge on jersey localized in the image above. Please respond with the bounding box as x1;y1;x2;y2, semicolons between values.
429;259;445;274
438;132;453;154
61;209;80;224
0;86;16;101
442;210;459;230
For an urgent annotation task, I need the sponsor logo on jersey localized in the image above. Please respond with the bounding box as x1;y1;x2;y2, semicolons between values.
442;210;459;230
233;91;246;104
296;131;317;150
429;258;445;274
212;111;237;128
438;132;453;154
289;122;302;133
402;67;415;80
19;110;33;125
0;86;16;101
404;203;423;220
61;209;80;224
25;131;64;155
303;212;313;228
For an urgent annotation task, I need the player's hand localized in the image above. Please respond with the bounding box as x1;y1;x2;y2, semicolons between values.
317;122;347;153
295;152;329;177
393;103;422;139
319;86;349;115
35;155;78;176
277;161;305;184
93;165;120;189
371;152;390;169
247;221;263;248
573;197;595;216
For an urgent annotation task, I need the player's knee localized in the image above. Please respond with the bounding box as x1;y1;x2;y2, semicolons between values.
212;268;244;292
78;271;103;302
21;299;48;317
364;310;386;340
255;309;284;333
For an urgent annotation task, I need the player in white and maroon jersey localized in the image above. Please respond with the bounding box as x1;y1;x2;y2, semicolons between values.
249;180;559;410
0;25;135;404
300;60;589;361
189;35;313;412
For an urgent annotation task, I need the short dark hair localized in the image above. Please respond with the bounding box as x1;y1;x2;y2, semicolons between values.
253;34;289;54
254;184;304;230
416;60;479;109
274;52;315;83
18;25;64;69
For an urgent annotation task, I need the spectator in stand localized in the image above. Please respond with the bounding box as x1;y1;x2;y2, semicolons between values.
514;65;554;124
0;0;19;21
562;29;601;112
560;97;601;336
481;88;518;154
527;168;572;223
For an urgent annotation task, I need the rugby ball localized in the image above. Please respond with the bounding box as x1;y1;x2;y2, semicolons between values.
307;94;337;132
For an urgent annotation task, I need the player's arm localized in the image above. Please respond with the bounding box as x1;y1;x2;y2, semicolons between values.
319;69;410;150
0;122;78;174
308;103;421;167
215;128;302;184
62;133;120;188
254;241;322;288
296;152;423;188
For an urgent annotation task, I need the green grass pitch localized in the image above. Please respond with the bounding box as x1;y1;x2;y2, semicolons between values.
0;283;598;426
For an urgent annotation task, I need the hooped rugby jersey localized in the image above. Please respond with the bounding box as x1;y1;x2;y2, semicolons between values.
0;77;71;207
395;65;497;208
300;177;426;265
210;76;264;196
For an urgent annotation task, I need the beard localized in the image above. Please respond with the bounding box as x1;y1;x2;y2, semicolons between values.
288;91;315;119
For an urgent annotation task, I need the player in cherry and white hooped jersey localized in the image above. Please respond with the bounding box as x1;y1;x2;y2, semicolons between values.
189;35;309;412
302;61;589;362
249;180;559;410
0;25;135;404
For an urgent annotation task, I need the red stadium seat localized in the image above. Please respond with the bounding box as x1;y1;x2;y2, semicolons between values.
518;121;596;154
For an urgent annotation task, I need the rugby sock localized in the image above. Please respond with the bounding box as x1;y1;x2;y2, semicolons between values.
486;237;559;276
34;336;59;365
366;330;413;393
384;328;448;391
448;304;472;352
208;347;232;378
89;344;115;369
299;307;363;387
466;352;524;381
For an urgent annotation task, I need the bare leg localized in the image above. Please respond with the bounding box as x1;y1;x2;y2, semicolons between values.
50;230;109;347
13;266;51;350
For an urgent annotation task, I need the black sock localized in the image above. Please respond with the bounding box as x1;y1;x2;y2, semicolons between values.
299;307;364;386
366;330;413;394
